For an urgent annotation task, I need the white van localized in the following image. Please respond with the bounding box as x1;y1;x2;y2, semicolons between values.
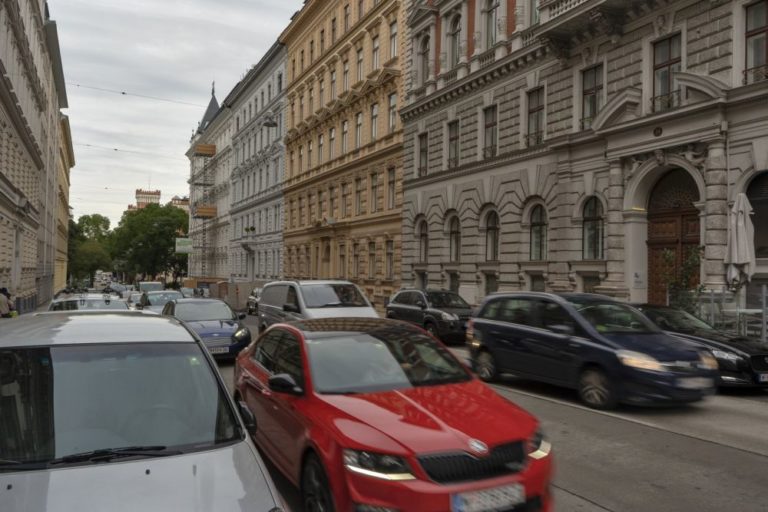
258;280;378;332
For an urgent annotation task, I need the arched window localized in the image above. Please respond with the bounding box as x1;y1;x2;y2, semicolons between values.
582;197;604;260
449;217;461;262
485;0;499;49
747;172;768;258
419;36;431;85
418;220;429;263
530;205;547;260
485;211;500;261
449;16;461;68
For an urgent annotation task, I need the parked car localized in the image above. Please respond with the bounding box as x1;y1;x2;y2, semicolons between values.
162;298;251;358
258;280;378;332
49;293;129;311
635;304;768;387
386;288;473;344
235;318;552;512
137;281;164;293
179;287;196;298
126;291;144;310
247;287;262;315
467;292;719;409
137;290;183;314
0;312;284;512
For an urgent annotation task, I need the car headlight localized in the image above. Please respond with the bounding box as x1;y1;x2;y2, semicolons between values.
440;312;458;321
617;350;664;371
232;328;251;341
527;428;551;460
699;351;719;370
342;449;415;480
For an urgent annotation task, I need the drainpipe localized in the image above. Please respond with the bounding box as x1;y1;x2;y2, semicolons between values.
722;121;731;302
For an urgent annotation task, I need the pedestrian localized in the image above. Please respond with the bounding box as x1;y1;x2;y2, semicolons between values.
0;287;12;318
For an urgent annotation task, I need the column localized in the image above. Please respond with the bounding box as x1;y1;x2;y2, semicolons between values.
595;160;629;299
439;14;448;75
460;1;469;63
428;22;437;81
703;139;728;290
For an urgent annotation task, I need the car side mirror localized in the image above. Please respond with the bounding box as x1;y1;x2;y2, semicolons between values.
283;303;299;313
415;300;426;309
268;373;303;395
548;324;574;337
238;313;247;320
237;401;257;435
135;304;143;310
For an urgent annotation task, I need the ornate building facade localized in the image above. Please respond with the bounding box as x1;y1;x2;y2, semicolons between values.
53;114;74;293
401;0;768;305
0;0;70;310
228;42;287;283
280;0;406;309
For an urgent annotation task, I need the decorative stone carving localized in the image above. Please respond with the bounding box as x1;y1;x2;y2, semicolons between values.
654;14;668;36
682;144;707;170
497;16;507;39
654;149;666;166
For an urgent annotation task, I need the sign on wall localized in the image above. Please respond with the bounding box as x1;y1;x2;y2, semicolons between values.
175;238;192;254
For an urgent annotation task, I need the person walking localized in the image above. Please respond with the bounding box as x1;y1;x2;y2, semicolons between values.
0;287;12;318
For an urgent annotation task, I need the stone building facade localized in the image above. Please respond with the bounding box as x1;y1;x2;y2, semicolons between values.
280;0;407;309
228;42;287;283
0;0;70;310
53;114;74;293
401;0;768;305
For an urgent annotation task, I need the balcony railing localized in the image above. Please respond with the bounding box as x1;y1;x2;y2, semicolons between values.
418;166;428;177
580;117;594;130
525;132;544;148
541;0;590;20
447;157;459;169
651;89;681;113
478;49;496;69
412;86;427;100
482;145;497;159
744;65;768;85
444;69;459;84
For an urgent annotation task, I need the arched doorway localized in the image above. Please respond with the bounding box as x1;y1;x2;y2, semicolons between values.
646;169;701;305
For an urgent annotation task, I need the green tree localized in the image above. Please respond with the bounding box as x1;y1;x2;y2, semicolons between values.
77;213;111;241
70;239;112;281
661;246;704;314
111;204;189;281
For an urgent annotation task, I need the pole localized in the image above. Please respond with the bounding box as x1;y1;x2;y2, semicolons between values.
762;284;766;344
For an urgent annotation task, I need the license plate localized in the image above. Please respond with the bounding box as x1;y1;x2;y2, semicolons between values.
451;483;525;512
677;377;713;389
208;347;229;354
759;374;768;383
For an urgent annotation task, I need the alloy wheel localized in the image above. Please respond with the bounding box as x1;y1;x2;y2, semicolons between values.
302;456;334;512
579;368;616;409
476;351;497;382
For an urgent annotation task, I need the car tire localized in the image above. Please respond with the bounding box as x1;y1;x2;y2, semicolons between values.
475;351;498;382
578;367;618;410
302;453;336;512
425;322;439;339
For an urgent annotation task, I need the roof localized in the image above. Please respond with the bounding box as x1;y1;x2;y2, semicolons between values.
0;312;196;347
197;85;220;134
264;280;355;287
174;298;226;304
479;292;619;303
284;317;415;335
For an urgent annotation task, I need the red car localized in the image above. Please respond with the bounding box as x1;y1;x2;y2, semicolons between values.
234;318;553;512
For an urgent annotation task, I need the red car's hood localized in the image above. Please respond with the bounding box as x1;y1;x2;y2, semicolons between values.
318;379;537;455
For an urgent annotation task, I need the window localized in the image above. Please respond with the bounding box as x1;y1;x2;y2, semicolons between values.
273;332;304;386
318;134;324;165
343;60;350;90
485;0;499;49
344;4;350;30
368;242;376;278
387;168;396;209
418;133;428;176
527;88;544;147
300;49;305;71
299;95;304;120
447;121;460;168
329;127;336;159
388;93;397;132
342;120;349;152
530;205;547;260
355;112;363;148
370;173;379;213
419;36;430;85
583;197;604;260
298;145;303;172
483;106;497;158
746;1;768;84
581;65;603;129
370;103;378;140
331;18;337;42
358;0;364;19
310;40;315;62
342;183;350;217
485;211;499;261
307;141;313;169
353;243;361;276
298;197;304;224
372;36;380;69
418;220;429;263
386;240;394;279
319;79;325;105
357;47;364;81
530;274;545;292
652;34;682;112
277;73;283;92
329;186;336;216
308;87;314;114
485;273;498;295
318;190;324;218
331;69;337;99
390;21;398;58
449;217;461;262
320;29;325;52
355;177;364;215
338;244;346;278
747;172;768;257
449;16;461;67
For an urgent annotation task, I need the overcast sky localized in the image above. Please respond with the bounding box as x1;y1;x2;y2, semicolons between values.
53;0;303;228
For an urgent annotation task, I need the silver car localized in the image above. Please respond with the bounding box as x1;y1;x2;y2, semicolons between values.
0;312;284;512
137;290;184;314
49;293;129;311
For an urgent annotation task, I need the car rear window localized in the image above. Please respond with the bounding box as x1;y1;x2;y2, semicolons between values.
301;283;368;308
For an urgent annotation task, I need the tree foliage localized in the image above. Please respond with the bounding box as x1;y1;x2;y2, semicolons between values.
70;239;112;280
661;246;705;314
77;214;111;241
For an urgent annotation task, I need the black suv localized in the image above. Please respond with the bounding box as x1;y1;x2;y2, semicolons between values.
468;292;718;409
385;289;473;344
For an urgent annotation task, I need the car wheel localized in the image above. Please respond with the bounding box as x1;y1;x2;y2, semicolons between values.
578;367;617;409
425;322;439;339
302;454;335;512
475;351;498;382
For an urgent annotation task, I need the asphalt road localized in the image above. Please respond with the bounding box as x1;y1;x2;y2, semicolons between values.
219;314;768;512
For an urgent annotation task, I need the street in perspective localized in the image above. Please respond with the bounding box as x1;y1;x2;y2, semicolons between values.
1;0;768;511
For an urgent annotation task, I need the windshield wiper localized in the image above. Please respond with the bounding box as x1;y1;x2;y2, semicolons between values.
322;389;361;395
414;375;470;387
48;445;183;465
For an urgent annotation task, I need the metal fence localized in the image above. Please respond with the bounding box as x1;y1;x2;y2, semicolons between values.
696;284;767;343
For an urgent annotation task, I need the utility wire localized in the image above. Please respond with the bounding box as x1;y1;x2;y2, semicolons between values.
67;82;207;108
75;143;188;161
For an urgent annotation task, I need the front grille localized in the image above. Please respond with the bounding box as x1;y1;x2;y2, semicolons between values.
661;361;703;373
749;355;768;371
418;441;525;484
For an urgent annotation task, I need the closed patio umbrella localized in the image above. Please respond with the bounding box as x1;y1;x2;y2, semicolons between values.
725;193;756;287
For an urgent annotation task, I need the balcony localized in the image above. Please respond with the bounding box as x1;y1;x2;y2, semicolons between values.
478;49;496;69
535;0;626;41
651;89;681;113
443;69;459;85
192;204;217;219
744;65;768;85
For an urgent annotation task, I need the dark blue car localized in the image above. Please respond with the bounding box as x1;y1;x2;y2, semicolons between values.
467;293;719;409
162;298;251;358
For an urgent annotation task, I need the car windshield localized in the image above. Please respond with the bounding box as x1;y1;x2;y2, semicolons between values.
643;308;714;332
568;300;660;334
50;299;129;311
427;291;469;308
128;293;143;302
140;283;164;292
175;302;234;322
301;284;368;308
306;327;471;394
147;292;183;306
0;343;240;467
